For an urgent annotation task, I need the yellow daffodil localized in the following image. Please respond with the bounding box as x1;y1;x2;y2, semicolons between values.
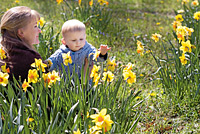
136;40;144;56
90;108;113;132
62;52;72;66
31;58;47;72
90;108;107;124
172;21;182;31
22;79;30;92
123;70;136;84
194;11;200;21
179;53;187;65
107;58;116;72
180;40;192;53
89;125;101;134
15;0;19;3
42;73;51;87
49;70;60;84
175;14;184;22
37;17;45;27
123;62;134;72
93;74;100;87
156;22;160;25
90;65;100;78
149;92;156;97
73;128;81;134
1;63;10;73
182;0;189;4
78;0;81;5
0;47;6;60
89;0;93;6
28;69;39;83
0;72;9;86
92;51;100;61
185;27;194;36
56;0;63;4
151;33;162;42
26;118;34;122
191;0;199;6
102;71;114;82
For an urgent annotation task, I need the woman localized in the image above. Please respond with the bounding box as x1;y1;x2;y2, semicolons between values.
0;6;42;82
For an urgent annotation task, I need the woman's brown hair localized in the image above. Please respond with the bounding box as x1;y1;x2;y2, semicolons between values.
0;6;40;54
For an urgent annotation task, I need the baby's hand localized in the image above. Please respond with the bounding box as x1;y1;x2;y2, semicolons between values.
98;44;111;55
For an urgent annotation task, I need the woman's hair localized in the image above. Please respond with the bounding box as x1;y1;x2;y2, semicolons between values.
0;6;40;53
62;19;86;37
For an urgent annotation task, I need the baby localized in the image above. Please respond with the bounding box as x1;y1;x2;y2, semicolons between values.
47;19;110;80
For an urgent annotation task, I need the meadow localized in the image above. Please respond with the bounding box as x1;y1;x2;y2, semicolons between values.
0;0;200;133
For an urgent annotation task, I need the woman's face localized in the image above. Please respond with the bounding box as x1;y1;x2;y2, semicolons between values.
19;18;41;46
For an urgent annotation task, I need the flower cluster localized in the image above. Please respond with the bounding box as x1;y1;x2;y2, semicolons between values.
173;10;198;65
22;58;60;92
90;108;113;133
123;63;136;84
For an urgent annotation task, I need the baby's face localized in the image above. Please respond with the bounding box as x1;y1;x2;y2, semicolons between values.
63;30;86;51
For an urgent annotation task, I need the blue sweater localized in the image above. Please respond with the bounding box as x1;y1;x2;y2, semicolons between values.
48;41;106;78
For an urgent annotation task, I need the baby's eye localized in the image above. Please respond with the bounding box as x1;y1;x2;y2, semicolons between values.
72;40;76;42
80;38;83;40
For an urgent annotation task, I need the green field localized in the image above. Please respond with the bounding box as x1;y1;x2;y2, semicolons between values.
0;0;200;133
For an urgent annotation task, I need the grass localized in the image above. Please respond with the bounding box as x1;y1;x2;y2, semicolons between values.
0;0;200;133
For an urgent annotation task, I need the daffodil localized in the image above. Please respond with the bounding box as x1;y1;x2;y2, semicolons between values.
90;65;100;78
106;58;116;71
42;73;51;87
185;27;194;36
179;53;187;65
28;69;39;83
56;0;63;4
62;52;72;66
26;118;34;122
182;0;189;4
151;33;162;42
98;0;108;5
49;70;60;84
175;14;184;22
123;70;136;84
0;47;6;60
149;92;156;97
1;63;10;73
90;108;113;132
89;0;93;6
180;40;192;53
22;79;30;92
15;0;20;3
172;21;182;31
102;71;114;82
31;58;47;72
73;128;81;134
191;0;199;6
92;50;100;61
37;17;45;27
93;74;100;87
123;62;134;72
136;40;144;56
78;0;81;5
194;11;200;21
0;72;9;86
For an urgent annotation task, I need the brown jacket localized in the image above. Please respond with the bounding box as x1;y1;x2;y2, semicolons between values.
0;42;42;82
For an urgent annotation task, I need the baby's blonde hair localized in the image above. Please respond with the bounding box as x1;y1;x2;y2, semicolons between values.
62;19;85;37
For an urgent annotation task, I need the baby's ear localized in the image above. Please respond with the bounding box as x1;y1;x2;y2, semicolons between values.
61;38;66;45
